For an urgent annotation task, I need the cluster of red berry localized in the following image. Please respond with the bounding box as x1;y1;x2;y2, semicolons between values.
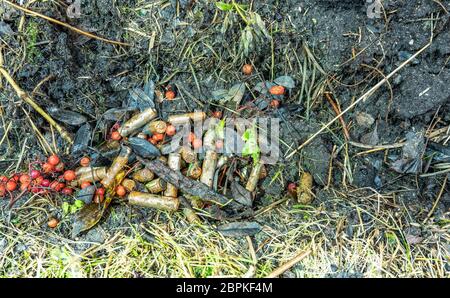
0;154;76;198
0;155;109;203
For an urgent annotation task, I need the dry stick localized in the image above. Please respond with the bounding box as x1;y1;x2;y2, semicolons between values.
3;0;130;47
286;40;433;159
0;67;74;144
324;92;350;140
266;249;311;278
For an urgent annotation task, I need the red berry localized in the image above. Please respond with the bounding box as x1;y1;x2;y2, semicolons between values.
31;187;42;194
30;170;41;179
34;176;44;186
0;184;6;197
0;175;8;183
61;187;73;195
54;162;65;172
41;179;51;188
47;154;60;166
287;182;297;196
56;182;66;192
80;181;91;189
6;180;17;192
63;170;76;182
111;131;122;141
116;185;126;197
42;163;55;174
12;174;20;182
96;187;105;196
19;174;31;185
166;125;176;137
80;157;91;167
50;181;59;191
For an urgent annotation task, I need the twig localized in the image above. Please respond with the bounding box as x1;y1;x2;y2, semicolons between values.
0;67;73;144
266;249;311;278
3;0;130;47
324;92;350;140
286;39;433;159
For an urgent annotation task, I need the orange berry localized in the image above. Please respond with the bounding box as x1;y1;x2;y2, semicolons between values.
153;133;164;142
20;183;30;192
192;138;202;149
47;218;59;228
116;185;127;197
166;125;176;137
111;131;122;141
63;170;76;182
270;99;280;108
42;163;55;174
188;132;196;143
0;184;6;197
212;111;222;119
269;85;285;95
47;154;60;166
242;64;253;75
6;180;17;192
165;90;176;100
80;157;91;167
19;174;31;185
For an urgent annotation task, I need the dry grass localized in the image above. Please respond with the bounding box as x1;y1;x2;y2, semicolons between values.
1;186;448;277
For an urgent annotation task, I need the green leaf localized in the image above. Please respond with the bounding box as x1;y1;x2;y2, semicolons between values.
242;127;260;164
215;119;226;139
62;202;70;215
215;1;233;11
74;200;85;208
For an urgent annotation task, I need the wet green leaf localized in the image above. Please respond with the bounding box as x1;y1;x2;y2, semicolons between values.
274;75;296;89
242;127;260;163
228;82;245;105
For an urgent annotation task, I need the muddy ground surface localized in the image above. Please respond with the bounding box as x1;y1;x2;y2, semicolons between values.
0;0;449;277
